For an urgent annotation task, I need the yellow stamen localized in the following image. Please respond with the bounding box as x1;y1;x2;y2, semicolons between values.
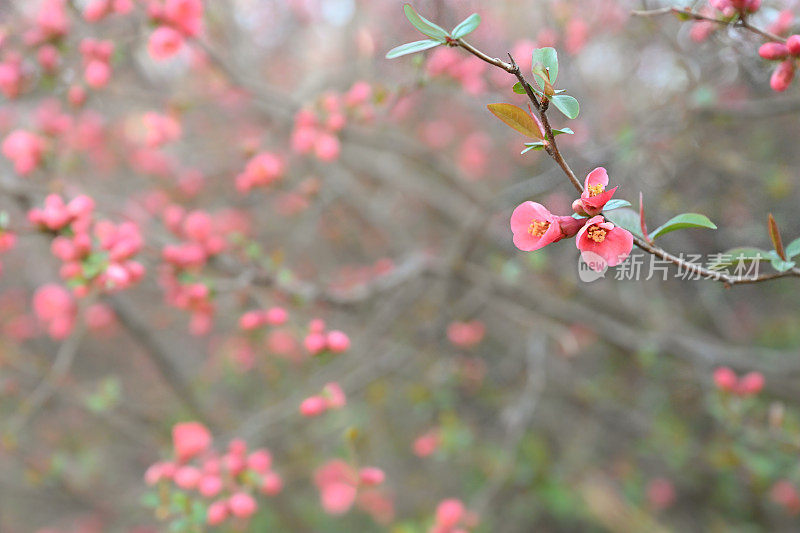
587;225;607;243
528;220;550;237
587;184;605;197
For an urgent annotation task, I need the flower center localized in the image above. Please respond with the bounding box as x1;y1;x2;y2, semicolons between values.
528;220;550;237
587;184;605;197
587;225;607;243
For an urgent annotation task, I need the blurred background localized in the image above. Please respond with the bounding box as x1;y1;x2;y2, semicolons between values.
1;0;800;531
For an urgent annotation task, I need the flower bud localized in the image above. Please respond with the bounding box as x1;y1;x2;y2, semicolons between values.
770;59;795;92
787;35;800;56
758;42;789;60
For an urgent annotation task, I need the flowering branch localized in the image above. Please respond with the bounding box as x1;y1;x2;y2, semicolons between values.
390;5;800;287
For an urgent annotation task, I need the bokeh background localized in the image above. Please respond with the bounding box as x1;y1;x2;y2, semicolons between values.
1;0;800;531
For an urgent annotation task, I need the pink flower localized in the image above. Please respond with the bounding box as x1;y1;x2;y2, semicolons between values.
509;201;565;251
300;395;327;417
172;421;211;462
358;467;385;486
261;471;283;495
413;430;440;457
174;465;202;489
148;26;185;60
228;491;257;518
646;478;676;510
576;167;617;216
198;475;223;497
84;59;111;88
713;366;737;392
247;449;272;473
33;284;75;339
164;0;204;37
737;371;764;396
575;215;633;270
315;460;359;515
326;330;350;353
235;152;285;192
314;133;341;162
447;320;485;348
322;382;346;408
771;481;800;514
321;482;358;515
207;500;229;525
264;306;287;325
435;498;465;528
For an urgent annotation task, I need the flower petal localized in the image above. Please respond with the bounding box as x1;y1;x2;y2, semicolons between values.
584;167;609;189
510;201;551;235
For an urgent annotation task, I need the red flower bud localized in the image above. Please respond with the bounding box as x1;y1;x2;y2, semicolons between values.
770;59;795;92
758;42;789;60
787;35;800;56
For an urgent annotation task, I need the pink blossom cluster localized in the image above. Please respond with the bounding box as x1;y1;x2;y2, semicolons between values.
313;459;392;523
234;151;285;193
80;39;114;89
29;194;144;296
290;81;375;162
145;421;283;527
146;0;204;60
430;498;479;533
303;319;351;355
713;366;765;396
162;208;228;269
159;207;250;335
299;382;346;417
511;167;634;272
758;36;800;92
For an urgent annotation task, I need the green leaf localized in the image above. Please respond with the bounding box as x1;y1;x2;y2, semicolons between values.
602;199;631;211
650;213;717;240
551;127;574;136
451;13;480;39
771;257;796;272
550;94;579;119
785;237;800;259
386;39;442;59
486;103;543;139
512;81;528;94
531;47;558;84
605;208;643;237
521;142;546;154
403;4;450;41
